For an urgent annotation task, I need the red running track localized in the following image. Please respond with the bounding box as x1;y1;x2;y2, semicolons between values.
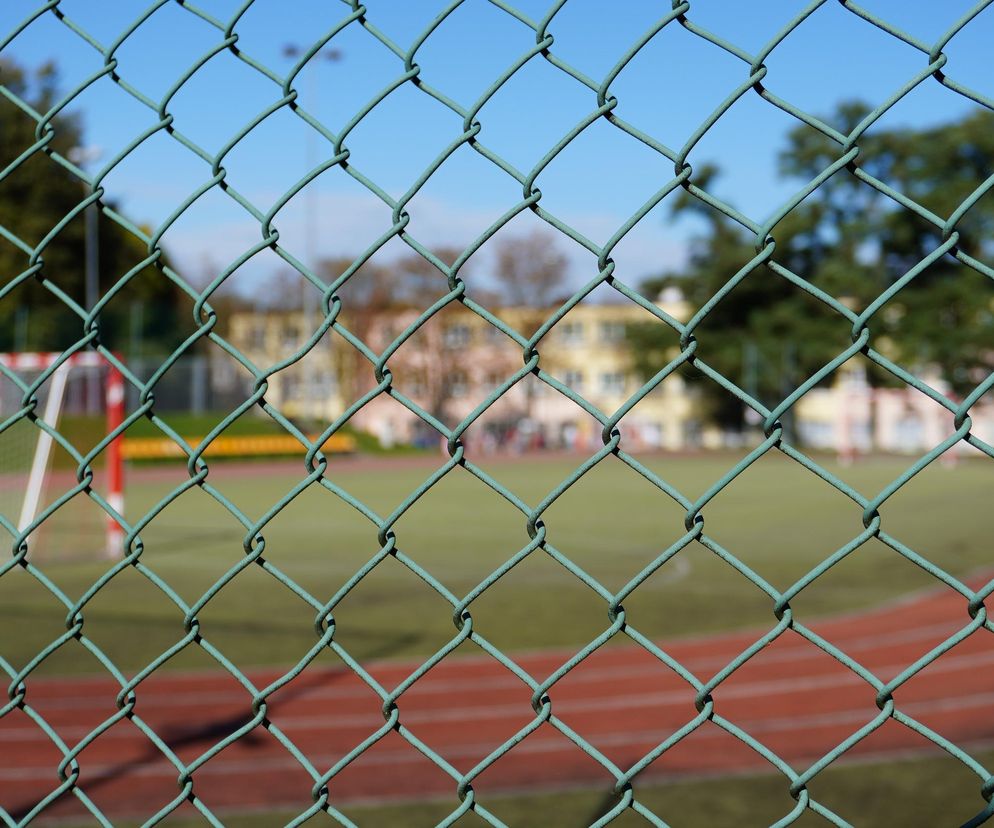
3;580;993;823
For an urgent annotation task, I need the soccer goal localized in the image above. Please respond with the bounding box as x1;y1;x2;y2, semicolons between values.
0;352;124;560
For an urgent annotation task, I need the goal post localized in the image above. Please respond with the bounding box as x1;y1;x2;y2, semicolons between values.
0;352;125;560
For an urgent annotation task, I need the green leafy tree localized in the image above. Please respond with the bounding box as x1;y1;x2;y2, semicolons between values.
0;58;183;356
629;104;994;433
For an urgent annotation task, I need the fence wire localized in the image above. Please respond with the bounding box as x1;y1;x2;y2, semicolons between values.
2;1;994;826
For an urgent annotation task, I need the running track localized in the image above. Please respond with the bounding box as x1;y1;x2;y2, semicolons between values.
3;579;993;823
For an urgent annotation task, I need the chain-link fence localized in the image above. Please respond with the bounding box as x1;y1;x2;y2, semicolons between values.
2;1;994;826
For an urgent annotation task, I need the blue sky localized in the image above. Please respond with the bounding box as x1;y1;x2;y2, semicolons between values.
2;0;992;299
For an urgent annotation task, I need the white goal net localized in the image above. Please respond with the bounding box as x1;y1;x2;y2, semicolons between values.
0;353;124;561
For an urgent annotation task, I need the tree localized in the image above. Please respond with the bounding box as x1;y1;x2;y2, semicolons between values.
780;104;994;395
628;104;994;433
0;58;183;356
493;229;569;326
318;247;476;409
490;230;569;421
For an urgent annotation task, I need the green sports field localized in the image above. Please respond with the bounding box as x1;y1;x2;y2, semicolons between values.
5;450;993;827
124;747;994;828
2;450;990;676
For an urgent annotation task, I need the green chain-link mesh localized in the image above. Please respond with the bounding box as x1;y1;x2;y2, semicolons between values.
3;1;994;826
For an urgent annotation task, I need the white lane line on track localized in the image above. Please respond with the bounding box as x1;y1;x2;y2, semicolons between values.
5;648;993;744
4;688;994;781
23;568;974;693
15;616;980;712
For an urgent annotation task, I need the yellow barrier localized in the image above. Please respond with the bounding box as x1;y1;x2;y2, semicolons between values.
122;433;357;460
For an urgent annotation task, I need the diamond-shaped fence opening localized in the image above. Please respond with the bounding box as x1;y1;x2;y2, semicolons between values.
2;1;994;826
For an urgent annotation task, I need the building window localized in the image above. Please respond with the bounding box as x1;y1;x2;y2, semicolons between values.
599;320;626;344
405;374;427;399
211;358;237;391
380;323;398;346
683;419;702;447
559;321;584;346
282;373;300;401
443;323;471;349
523;375;546;398
599;371;626;395
643;421;664;448
485;371;504;391
248;324;266;352
445;371;469;398
842;364;869;389
563;370;584;393
315;371;337;394
281;324;300;349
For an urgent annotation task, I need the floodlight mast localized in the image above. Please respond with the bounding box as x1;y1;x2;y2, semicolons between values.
282;45;342;422
68;145;104;416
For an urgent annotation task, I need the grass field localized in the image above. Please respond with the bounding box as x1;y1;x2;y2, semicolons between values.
114;746;994;828
2;450;990;676
4;449;993;826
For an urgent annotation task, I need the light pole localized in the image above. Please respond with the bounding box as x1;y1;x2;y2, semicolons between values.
282;45;342;422
68;145;103;414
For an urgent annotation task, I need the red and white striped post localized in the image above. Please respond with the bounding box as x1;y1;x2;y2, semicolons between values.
105;361;125;558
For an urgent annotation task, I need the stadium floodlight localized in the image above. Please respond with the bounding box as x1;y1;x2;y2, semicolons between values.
0;352;124;560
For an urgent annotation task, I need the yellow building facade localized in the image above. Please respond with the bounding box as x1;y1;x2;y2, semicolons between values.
225;296;989;456
225;293;704;451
